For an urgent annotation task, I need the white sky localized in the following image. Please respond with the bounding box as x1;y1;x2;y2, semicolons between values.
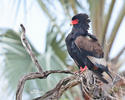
0;0;48;53
0;0;124;56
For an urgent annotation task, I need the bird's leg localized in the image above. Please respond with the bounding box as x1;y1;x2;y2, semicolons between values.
74;66;87;74
80;66;87;73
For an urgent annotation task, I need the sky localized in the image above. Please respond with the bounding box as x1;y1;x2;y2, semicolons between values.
0;0;124;56
0;0;125;99
0;0;48;53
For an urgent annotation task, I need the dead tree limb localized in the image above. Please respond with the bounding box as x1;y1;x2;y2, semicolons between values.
20;24;43;73
33;76;80;100
16;70;75;100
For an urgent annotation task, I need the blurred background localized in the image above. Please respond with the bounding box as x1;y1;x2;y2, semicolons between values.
0;0;125;100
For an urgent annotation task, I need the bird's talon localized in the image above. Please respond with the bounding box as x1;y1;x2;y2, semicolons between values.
80;66;87;73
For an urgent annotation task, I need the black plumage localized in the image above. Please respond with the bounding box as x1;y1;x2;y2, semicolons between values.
65;13;112;83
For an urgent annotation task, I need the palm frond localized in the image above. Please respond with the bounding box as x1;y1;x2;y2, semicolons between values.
46;26;66;63
69;0;78;14
102;0;115;46
88;0;105;43
105;2;125;60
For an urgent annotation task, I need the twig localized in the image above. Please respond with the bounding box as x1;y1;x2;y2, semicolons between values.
20;24;43;73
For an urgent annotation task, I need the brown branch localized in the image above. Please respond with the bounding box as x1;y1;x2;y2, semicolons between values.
20;24;43;73
33;76;80;100
80;76;91;100
33;70;125;100
16;72;42;100
16;70;75;100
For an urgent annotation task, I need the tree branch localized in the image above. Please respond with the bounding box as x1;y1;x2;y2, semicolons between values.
20;24;43;73
16;70;75;100
33;70;125;100
33;75;80;100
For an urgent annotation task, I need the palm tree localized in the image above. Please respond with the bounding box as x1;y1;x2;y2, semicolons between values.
0;0;125;99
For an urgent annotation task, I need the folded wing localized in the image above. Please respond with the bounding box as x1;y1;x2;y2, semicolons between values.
75;36;104;58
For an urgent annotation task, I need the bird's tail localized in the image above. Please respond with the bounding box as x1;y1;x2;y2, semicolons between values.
105;66;113;81
93;72;109;84
95;64;113;80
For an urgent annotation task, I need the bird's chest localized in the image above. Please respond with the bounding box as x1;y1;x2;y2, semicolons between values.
66;36;77;55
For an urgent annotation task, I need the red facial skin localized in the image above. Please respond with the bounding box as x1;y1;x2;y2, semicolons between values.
71;19;78;25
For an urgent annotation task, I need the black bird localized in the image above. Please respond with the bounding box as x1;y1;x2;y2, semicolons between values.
65;13;112;83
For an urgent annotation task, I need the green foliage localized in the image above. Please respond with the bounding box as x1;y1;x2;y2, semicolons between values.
46;25;67;64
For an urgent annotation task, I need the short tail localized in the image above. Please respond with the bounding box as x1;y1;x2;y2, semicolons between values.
92;71;108;84
94;63;113;82
105;67;113;81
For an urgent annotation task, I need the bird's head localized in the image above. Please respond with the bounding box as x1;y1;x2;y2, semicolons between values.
71;13;90;31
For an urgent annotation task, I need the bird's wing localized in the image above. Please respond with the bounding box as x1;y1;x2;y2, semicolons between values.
75;35;104;58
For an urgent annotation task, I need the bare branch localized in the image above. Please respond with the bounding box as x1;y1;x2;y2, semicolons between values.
16;70;75;100
20;24;43;73
33;70;125;100
33;76;80;100
80;76;92;100
16;68;125;100
16;72;42;100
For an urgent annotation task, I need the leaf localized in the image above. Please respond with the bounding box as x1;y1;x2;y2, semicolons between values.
46;26;67;64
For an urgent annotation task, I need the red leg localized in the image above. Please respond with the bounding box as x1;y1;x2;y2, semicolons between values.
80;66;87;73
